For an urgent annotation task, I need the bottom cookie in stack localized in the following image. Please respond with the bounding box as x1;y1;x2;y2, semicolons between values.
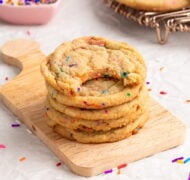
46;110;149;143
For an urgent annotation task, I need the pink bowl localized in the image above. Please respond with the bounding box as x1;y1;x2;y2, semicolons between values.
0;0;61;25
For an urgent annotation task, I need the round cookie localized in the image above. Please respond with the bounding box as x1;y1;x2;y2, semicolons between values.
46;99;148;131
48;84;149;120
47;82;142;109
51;110;149;143
41;36;146;96
116;0;189;12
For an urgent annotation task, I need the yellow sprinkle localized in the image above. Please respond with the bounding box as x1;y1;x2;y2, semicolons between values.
176;160;184;164
159;67;164;71
147;88;152;92
19;157;26;162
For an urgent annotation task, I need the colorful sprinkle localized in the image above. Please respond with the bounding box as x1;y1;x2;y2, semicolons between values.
11;123;20;127
147;88;152;91
102;90;109;94
185;100;190;103
19;156;26;162
26;30;31;36
69;63;77;68
188;172;190;180
160;91;167;95
59;67;64;72
77;87;80;92
146;82;150;84
104;169;113;174
117;163;127;169
176;160;184;164
56;162;62;167
121;72;128;78
117;169;121;174
127;92;131;96
171;156;184;163
0;144;6;149
5;77;9;81
66;56;71;62
160;67;164;71
104;109;108;113
104;74;110;78
0;0;57;5
184;158;190;164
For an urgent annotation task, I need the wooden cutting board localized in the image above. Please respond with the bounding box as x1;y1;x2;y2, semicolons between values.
0;39;186;177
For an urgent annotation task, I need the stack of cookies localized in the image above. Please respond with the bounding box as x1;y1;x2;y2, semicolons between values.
41;36;149;144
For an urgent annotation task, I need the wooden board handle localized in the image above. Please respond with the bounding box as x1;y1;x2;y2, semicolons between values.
0;39;45;70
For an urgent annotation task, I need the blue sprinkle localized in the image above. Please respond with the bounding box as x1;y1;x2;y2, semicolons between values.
121;72;128;78
184;158;190;164
66;56;71;62
102;90;109;94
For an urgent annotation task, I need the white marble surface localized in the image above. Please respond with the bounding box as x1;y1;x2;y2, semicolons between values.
0;0;190;179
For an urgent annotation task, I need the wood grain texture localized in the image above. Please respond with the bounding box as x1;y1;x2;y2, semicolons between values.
0;40;186;177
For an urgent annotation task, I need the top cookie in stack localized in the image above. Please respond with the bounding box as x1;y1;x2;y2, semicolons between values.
41;36;149;144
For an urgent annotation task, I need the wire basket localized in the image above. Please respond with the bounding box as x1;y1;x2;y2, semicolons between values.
104;0;190;44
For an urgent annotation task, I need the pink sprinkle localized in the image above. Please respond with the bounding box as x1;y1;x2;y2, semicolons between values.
56;162;62;167
0;144;6;149
104;109;108;113
160;91;167;95
26;30;31;36
5;77;9;81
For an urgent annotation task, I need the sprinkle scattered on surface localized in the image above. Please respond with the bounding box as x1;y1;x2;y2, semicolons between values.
147;88;152;92
11;123;20;127
117;163;127;169
146;82;150;84
77;87;80;92
104;169;113;174
176;160;184;164
184;158;190;164
0;144;6;149
117;169;121;174
185;100;190;103
159;67;164;71
56;162;62;167
188;172;190;180
26;30;31;36
160;91;167;95
5;77;9;81
19;157;26;162
171;156;184;163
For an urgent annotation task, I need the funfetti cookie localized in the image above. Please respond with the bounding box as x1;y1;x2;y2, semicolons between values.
41;36;146;97
116;0;189;12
